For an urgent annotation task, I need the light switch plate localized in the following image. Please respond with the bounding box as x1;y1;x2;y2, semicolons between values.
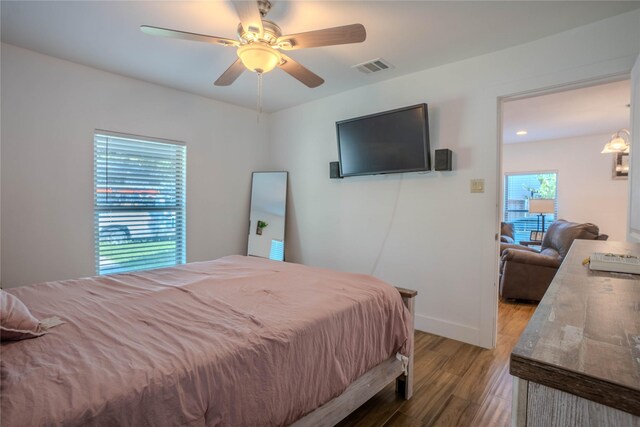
470;179;485;193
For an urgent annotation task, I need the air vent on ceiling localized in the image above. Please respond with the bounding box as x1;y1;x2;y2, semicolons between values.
353;58;394;74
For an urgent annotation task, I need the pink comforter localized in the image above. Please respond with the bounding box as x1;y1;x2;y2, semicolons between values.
1;256;411;426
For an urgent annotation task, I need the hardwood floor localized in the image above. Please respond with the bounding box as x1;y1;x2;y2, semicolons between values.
338;300;537;427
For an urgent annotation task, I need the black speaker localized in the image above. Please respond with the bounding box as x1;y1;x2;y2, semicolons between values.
434;149;453;171
329;161;343;179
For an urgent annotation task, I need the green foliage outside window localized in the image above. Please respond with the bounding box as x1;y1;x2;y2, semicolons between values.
523;174;557;199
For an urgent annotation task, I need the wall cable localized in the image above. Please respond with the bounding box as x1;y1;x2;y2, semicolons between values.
370;174;403;276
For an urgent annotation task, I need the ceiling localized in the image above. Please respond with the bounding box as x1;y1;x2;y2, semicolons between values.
502;79;631;144
1;1;639;113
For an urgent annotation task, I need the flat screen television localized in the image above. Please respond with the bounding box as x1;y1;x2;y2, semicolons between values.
336;104;431;177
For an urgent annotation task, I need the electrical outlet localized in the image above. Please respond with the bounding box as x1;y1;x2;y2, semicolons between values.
470;179;485;193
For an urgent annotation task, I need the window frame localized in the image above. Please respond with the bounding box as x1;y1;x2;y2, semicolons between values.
94;130;186;275
503;170;558;243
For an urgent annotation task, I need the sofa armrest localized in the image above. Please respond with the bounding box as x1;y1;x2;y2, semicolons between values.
502;248;562;269
500;243;538;253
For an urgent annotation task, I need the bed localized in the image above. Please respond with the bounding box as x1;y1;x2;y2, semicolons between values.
1;255;416;426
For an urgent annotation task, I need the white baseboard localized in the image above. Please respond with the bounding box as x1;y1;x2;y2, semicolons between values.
414;313;481;347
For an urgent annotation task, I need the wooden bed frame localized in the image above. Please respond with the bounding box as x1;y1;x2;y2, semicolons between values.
293;287;417;427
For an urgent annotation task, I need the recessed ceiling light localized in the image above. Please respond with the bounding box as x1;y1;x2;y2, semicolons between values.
516;130;528;136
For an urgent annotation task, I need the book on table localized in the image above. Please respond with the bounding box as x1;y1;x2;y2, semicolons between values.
589;252;640;275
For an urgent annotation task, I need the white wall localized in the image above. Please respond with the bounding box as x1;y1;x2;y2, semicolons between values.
268;10;640;347
1;43;269;287
503;134;628;241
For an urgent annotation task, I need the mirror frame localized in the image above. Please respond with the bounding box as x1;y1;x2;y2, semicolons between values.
247;171;288;261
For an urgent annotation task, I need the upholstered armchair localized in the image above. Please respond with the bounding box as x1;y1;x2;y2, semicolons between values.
499;220;608;301
500;222;515;244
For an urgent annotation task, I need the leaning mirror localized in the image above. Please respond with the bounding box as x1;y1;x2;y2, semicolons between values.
247;171;288;261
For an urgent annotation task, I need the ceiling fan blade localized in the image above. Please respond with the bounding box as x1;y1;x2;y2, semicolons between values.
276;24;366;50
278;54;324;88
140;25;239;47
214;59;246;86
231;1;264;37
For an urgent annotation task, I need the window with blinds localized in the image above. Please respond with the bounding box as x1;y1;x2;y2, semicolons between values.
269;240;284;262
503;172;558;243
94;131;186;275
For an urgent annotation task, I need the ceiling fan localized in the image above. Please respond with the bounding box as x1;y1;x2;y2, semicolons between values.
140;0;366;88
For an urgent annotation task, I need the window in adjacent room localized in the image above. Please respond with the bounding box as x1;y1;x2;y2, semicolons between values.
269;240;284;262
503;172;558;243
94;131;186;275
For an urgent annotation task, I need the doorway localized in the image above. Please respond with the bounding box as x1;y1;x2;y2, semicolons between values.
495;76;631;343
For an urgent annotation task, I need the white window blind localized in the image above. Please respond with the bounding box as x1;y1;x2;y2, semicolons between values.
503;172;558;243
94;131;186;275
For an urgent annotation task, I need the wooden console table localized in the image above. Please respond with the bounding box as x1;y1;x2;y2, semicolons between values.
510;239;640;426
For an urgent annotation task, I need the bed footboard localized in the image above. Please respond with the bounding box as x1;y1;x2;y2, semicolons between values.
293;287;417;426
395;287;417;400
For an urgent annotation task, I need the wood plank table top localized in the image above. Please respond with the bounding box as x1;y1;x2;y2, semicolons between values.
510;239;640;416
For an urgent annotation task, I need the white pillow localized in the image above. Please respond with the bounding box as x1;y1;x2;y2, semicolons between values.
0;290;45;341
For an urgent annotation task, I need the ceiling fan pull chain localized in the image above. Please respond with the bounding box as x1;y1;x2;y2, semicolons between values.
257;72;263;122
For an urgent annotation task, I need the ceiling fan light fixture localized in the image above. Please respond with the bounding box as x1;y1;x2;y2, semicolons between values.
237;43;281;74
143;1;365;89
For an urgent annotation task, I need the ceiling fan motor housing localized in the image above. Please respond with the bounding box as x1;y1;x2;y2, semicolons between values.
237;20;281;44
